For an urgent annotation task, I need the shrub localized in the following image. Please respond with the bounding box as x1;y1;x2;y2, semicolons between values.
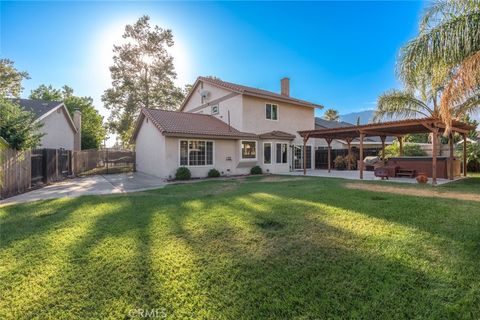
208;168;221;178
175;167;191;180
250;166;263;175
456;142;480;172
344;154;357;170
383;141;427;158
334;156;347;170
0;98;44;150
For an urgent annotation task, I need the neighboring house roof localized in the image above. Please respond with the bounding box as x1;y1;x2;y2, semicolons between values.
314;117;394;145
13;99;78;133
131;108;258;142
180;76;324;111
315;117;353;129
13;99;63;119
258;131;296;140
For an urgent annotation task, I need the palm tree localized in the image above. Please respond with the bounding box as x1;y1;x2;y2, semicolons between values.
323;109;340;122
398;0;480;133
373;89;437;122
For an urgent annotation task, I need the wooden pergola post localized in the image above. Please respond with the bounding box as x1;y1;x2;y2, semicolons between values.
431;128;439;186
359;132;365;179
463;133;467;177
398;136;404;157
326;138;333;173
346;137;353;170
303;134;309;176
380;135;386;161
449;133;454;180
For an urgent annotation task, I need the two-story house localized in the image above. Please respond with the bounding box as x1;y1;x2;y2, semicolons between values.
131;76;323;178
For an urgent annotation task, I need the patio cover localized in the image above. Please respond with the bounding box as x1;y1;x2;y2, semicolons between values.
298;118;476;185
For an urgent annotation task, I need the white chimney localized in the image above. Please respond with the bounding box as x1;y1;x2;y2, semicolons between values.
73;108;81;151
281;77;290;97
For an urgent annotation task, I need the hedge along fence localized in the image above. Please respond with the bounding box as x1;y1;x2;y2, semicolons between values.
0;149;32;199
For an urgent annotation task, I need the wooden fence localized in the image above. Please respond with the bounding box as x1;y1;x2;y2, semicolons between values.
0;149;32;199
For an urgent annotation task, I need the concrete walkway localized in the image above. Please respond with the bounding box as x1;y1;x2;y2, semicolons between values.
0;172;167;206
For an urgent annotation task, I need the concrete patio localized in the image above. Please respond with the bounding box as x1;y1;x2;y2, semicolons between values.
0;172;167;206
285;169;460;185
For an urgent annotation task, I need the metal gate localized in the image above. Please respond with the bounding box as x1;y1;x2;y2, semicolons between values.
30;148;72;186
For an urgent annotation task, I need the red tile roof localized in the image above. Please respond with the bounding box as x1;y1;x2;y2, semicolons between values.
131;109;258;141
180;77;324;110
258;130;296;140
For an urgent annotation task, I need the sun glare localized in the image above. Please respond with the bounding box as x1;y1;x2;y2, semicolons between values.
93;18;191;88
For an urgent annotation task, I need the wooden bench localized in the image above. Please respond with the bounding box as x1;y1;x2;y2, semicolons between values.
396;169;416;178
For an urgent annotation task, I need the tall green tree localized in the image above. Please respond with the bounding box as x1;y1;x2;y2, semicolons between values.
102;15;185;143
30;85;107;149
0;59;30;98
398;0;480;132
323;109;340;122
0;98;43;150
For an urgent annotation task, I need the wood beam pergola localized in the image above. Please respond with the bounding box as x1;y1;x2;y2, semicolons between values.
449;134;454;180
298;117;476;185
380;135;386;161
359;133;364;179
345;137;353;170
463;133;468;177
326;138;333;173
303;134;309;176
398;136;404;157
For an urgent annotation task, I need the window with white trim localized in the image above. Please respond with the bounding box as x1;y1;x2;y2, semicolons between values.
276;143;288;164
180;140;214;166
265;103;278;120
264;143;272;164
241;141;257;159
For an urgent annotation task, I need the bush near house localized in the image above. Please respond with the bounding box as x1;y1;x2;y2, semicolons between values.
250;166;262;175
175;167;191;180
334;155;347;170
208;169;221;178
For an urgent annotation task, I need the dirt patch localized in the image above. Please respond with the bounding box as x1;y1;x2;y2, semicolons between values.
345;183;480;202
258;176;308;183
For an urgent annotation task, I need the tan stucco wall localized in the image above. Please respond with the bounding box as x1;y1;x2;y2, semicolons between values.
164;137;254;178
183;81;244;130
241;96;315;145
258;140;291;173
135;117;166;177
183;81;233;112
39;108;75;150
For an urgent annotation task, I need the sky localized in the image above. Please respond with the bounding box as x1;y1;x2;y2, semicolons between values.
1;1;425;144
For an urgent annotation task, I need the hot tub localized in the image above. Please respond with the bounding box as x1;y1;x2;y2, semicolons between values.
385;157;460;179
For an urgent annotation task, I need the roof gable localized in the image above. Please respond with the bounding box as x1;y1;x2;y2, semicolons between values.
14;99;78;133
13;99;63;119
180;76;324;111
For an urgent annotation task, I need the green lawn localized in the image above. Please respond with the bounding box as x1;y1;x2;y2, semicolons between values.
1;175;479;319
